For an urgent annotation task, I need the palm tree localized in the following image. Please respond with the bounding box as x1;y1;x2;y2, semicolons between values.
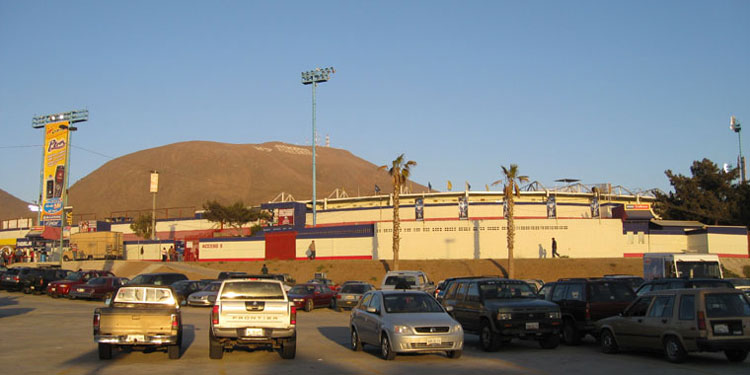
492;164;528;279
379;154;417;271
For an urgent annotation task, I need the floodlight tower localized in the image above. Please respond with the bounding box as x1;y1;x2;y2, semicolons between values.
301;67;335;226
730;116;745;183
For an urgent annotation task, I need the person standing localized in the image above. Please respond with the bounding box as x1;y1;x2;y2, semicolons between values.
551;237;560;258
261;264;269;275
161;246;167;262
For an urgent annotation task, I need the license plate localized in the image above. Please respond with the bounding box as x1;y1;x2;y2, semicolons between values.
245;328;264;336
346;295;355;300
526;322;539;330
714;324;729;334
77;288;85;292
51;288;56;292
426;337;442;345
126;335;145;342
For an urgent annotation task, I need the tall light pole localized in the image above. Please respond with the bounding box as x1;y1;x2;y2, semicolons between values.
150;171;159;240
301;67;335;226
731;116;745;183
32;109;88;263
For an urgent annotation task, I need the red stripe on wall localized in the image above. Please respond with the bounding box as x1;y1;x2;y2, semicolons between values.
623;253;644;258
294;255;372;261
198;258;266;262
197;255;373;262
623;253;749;259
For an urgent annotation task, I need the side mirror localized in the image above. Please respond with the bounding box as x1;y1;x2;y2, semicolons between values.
208;295;217;303
366;306;378;314
445;305;454;312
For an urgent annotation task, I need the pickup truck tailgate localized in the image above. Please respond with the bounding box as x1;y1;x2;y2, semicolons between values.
99;308;175;335
219;300;290;328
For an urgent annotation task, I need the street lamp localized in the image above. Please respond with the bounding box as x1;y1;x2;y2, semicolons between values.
32;109;88;263
301;67;335;226
730;116;745;183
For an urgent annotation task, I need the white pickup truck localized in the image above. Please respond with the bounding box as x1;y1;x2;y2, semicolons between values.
209;279;296;359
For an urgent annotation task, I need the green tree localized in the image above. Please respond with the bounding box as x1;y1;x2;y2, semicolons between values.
654;159;739;225
130;213;153;240
379;154;417;271
202;200;271;236
492;164;528;279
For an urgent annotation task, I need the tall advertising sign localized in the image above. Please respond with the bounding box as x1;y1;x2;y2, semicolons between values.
415;197;424;221
591;197;600;218
458;196;468;220
40;121;70;227
546;196;557;219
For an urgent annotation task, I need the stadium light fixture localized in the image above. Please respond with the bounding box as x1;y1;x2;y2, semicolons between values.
301;67;335;226
730;116;745;183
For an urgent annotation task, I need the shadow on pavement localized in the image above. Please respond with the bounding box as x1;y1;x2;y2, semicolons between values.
0;307;35;318
0;294;20;306
182;324;196;352
317;326;350;349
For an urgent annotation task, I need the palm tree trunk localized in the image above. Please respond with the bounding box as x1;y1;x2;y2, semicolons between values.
507;197;515;279
393;181;400;271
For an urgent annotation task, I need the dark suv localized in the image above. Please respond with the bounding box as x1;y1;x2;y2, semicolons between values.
127;272;188;286
543;278;636;345
442;277;562;351
635;278;735;296
1;267;32;291
22;267;70;294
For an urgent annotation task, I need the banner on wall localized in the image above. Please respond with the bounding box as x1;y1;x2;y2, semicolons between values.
546;196;557;219
458;196;468;220
415;197;424;221
277;208;295;226
40;121;70;227
591;197;600;218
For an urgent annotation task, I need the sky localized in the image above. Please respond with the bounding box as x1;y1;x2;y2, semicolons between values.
1;0;749;204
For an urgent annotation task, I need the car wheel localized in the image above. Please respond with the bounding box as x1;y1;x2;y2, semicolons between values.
725;349;748;362
280;337;296;359
209;331;223;359
23;287;31;294
98;343;112;360
168;343;180;359
562;320;581;345
330;298;336;309
479;320;501;352
600;329;619;354
663;336;688;363
305;299;313;312
539;334;560;349
350;328;363;351
447;350;462;359
380;334;396;360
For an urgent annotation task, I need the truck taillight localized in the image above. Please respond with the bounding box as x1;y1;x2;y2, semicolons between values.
171;314;179;328
212;305;220;325
93;313;100;327
290;306;297;325
13;276;19;281
697;311;706;330
337;294;342;299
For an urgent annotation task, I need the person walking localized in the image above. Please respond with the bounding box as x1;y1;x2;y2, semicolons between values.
551;237;560;258
261;264;269;275
161;247;167;262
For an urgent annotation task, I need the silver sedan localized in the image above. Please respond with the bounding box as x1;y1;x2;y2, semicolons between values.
187;281;222;306
349;290;463;360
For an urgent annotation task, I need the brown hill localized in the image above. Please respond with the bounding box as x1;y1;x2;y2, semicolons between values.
68;141;427;221
0;188;32;223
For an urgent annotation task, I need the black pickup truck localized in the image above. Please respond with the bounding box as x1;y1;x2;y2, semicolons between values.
441;277;562;351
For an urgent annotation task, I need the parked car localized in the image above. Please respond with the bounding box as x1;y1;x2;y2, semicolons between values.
171;280;205;305
350;290;464;360
23;267;71;294
726;278;750;297
217;271;249;280
435;276;497;302
597;288;750;363
187;281;222;306
441;277;561;350
334;282;375;311
244;274;294;291
381;270;436;295
288;283;336;312
69;277;128;300
127;272;188;286
1;267;31;291
18;267;46;294
209;279;296;360
542;278;636;345
47;270;115;297
603;275;645;290
307;278;339;291
635;278;735;296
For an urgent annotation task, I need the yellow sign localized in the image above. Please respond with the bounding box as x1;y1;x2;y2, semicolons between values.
40;121;69;226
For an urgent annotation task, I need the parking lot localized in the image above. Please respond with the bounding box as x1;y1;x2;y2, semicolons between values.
0;290;747;375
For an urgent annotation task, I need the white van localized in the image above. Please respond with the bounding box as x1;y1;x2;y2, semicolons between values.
643;253;723;281
380;270;435;294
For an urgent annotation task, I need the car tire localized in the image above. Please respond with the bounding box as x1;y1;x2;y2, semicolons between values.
98;343;112;360
280;337;296;359
350;328;363;351
23;287;31;294
562;319;581;345
447;350;462;359
209;332;223;359
539;334;560;349
330;298;336;309
663;336;688;363
168;344;180;359
334;304;341;312
724;349;748;362
600;329;619;354
479;320;502;352
380;333;396;360
305;299;313;312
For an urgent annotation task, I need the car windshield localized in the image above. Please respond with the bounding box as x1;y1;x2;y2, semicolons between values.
128;274;155;285
383;293;443;313
87;278;107;286
341;284;369;294
384;276;417;287
65;272;82;280
221;282;285;300
705;293;750;318
203;282;222;292
479;281;536;299
289;285;316;295
171;281;192;290
590;282;636;302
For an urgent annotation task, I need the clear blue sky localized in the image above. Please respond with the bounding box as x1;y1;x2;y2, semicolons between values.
1;1;748;203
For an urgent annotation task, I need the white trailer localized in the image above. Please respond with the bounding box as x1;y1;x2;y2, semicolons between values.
643;253;723;281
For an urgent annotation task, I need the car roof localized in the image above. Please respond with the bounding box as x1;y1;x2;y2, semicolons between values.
641;287;742;296
378;290;430;296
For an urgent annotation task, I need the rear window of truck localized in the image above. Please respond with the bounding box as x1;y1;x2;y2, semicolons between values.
114;287;175;305
221;282;284;300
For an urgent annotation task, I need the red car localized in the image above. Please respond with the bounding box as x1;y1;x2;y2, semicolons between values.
287;283;336;312
68;276;128;300
47;270;115;298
